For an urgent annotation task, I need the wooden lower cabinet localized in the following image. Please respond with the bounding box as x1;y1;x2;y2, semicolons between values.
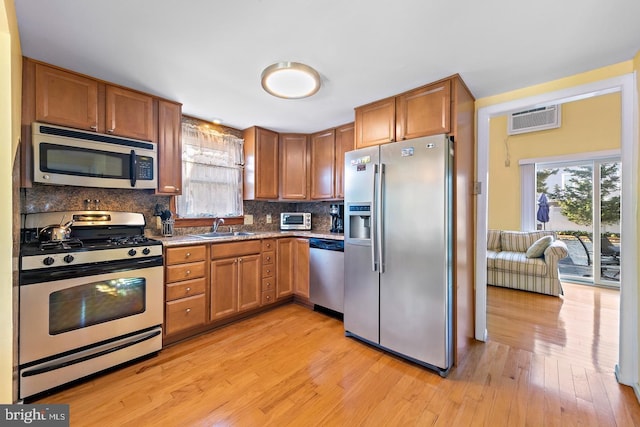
164;245;207;338
165;294;206;336
210;241;262;321
277;238;310;299
276;238;294;298
294;239;310;299
261;239;277;305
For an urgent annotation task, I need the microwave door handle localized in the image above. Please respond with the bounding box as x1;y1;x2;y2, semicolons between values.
130;150;137;187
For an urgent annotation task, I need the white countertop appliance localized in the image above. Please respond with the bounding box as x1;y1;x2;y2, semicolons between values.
19;210;163;399
344;135;454;377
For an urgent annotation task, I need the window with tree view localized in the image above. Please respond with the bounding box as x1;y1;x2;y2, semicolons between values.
535;158;621;286
176;122;244;218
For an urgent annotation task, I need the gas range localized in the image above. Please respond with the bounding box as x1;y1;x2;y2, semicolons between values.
20;210;163;274
18;210;164;400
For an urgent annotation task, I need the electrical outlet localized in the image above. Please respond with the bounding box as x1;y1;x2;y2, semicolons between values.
266;214;272;224
244;214;254;225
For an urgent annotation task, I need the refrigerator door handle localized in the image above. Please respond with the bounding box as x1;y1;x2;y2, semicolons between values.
371;163;379;272
378;163;385;273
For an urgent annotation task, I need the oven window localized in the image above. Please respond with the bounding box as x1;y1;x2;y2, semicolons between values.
49;277;146;335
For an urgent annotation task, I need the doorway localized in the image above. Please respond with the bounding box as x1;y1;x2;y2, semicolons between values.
475;74;638;387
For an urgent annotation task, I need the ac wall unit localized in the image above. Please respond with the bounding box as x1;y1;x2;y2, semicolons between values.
507;105;561;135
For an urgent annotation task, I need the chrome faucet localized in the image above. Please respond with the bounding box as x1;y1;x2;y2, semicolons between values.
212;218;225;232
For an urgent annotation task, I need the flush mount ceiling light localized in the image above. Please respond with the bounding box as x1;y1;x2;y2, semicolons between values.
261;62;321;99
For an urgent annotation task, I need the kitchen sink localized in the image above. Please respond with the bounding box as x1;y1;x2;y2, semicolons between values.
189;231;256;239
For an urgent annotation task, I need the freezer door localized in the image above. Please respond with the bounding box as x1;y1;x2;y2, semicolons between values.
344;146;380;343
379;136;452;370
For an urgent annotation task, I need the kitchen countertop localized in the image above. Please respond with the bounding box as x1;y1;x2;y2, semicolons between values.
156;230;344;247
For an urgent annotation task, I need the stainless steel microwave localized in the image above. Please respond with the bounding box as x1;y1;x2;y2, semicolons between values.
281;212;312;230
32;122;157;189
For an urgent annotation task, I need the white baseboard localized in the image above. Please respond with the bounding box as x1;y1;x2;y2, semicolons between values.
615;364;640;404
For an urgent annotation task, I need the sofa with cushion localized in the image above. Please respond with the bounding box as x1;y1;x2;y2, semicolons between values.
487;230;569;296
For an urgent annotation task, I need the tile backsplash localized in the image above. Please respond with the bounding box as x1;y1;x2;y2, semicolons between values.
21;184;341;235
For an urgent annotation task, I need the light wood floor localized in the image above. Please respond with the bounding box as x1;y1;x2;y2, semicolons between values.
35;285;640;426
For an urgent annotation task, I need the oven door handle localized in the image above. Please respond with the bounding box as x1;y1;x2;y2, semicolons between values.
130;149;137;187
21;327;161;377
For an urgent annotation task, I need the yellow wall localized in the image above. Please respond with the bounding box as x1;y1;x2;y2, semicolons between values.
488;93;621;230
634;50;640;398
0;0;20;403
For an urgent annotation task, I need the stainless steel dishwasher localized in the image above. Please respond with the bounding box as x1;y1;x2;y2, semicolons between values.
309;238;344;314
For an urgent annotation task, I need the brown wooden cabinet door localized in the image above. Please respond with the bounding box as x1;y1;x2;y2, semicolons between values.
210;258;238;321
255;127;279;199
334;123;354;199
243;127;279;199
35;63;99;131
280;134;308;199
396;80;451;140
310;129;335;199
294;238;310;298
355;97;395;149
238;254;261;312
157;100;182;195
276;238;294;298
105;85;154;141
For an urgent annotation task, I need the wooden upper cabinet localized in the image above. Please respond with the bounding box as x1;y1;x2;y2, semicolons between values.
355;97;395;149
310;129;335;199
157;100;182;195
105;85;154;141
280;133;308;200
334;123;354;199
243;126;279;200
35;63;99;131
396;80;451;141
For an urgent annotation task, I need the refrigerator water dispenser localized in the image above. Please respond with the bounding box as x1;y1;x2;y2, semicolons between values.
347;204;371;240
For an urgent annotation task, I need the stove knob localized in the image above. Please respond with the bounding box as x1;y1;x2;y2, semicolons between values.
128;249;137;257
43;257;55;266
142;248;151;255
63;255;75;263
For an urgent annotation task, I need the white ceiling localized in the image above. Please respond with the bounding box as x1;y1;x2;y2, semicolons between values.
14;0;640;133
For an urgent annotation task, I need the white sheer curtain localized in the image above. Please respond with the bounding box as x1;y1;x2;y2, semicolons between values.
176;123;244;218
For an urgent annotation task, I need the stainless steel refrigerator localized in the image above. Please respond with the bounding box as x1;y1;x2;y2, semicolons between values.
344;135;453;376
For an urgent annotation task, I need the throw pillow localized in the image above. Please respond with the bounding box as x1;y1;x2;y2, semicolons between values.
525;235;554;258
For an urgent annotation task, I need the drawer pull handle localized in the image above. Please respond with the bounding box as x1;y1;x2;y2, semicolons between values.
266;296;271;301
185;252;191;258
266;256;271;261
185;308;191;313
186;287;191;292
185;270;191;275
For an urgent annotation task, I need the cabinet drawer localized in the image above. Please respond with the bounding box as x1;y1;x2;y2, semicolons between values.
165;294;206;335
166;245;206;265
262;277;275;292
166;277;206;301
262;264;275;278
262;239;276;252
262;290;276;305
211;240;261;259
166;261;206;283
262;251;275;265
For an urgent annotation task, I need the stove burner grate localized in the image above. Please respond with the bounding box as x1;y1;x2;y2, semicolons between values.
39;239;84;251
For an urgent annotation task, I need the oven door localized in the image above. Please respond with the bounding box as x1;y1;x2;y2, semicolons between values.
19;265;163;365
